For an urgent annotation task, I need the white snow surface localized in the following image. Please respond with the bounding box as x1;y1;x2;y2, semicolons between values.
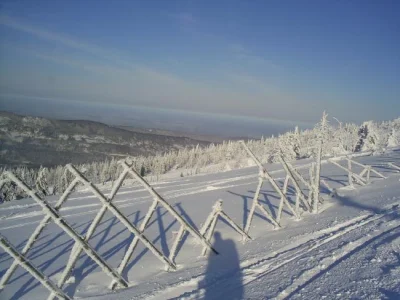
1;149;400;299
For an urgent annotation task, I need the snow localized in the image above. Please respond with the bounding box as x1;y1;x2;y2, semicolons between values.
0;149;400;299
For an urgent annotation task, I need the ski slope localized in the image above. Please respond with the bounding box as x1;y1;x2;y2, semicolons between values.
1;149;400;299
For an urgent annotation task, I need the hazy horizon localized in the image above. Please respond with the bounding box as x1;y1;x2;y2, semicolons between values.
1;94;318;138
1;1;399;125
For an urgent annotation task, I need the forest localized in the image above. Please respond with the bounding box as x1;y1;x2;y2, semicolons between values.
1;114;399;202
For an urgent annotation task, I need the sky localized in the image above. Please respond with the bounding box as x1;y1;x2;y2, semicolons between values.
0;0;399;124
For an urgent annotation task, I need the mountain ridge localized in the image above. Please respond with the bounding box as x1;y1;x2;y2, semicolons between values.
0;111;211;168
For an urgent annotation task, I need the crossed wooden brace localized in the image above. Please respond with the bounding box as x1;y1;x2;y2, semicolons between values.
0;162;218;300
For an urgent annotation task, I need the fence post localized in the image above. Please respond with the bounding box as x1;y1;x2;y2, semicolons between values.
168;225;185;266
244;177;263;233
347;158;353;187
313;141;322;213
202;212;219;256
283;175;290;194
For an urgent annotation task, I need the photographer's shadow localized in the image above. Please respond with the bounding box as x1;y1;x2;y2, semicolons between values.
199;231;243;300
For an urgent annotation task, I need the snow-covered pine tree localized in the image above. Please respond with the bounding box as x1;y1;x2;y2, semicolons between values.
36;166;49;196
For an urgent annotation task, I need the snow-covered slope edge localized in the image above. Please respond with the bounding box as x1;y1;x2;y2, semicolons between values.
0;150;399;299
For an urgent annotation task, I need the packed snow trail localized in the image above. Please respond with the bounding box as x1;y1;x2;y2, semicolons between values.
0;149;399;299
131;201;400;300
176;204;400;300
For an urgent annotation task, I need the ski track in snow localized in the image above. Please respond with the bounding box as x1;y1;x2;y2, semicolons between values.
140;203;400;300
1;159;315;218
0;172;279;229
0;151;364;227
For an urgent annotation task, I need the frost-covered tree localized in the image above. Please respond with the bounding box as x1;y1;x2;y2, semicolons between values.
36;166;49;196
2;114;400;202
388;118;400;147
340;123;359;153
360;121;391;153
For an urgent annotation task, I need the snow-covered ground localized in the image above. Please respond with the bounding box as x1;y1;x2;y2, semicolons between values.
1;149;400;299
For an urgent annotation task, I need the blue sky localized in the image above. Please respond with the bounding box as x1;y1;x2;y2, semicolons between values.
0;0;399;123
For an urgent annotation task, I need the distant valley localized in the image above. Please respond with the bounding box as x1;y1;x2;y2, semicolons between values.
0;111;211;168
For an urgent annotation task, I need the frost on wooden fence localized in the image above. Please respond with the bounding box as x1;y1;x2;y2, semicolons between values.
240;142;298;234
62;162;218;293
312;141;323;213
1;145;396;299
200;200;251;256
0;162;218;299
109;162;218;284
0;172;128;300
239;141;324;234
328;157;386;188
58;163;175;295
278;155;312;215
0;235;71;300
388;162;400;172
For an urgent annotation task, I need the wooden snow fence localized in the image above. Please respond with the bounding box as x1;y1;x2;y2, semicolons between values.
0;147;396;299
0;161;218;299
0;172;128;300
0;234;71;300
200;200;251;256
277;155;325;216
240;142;306;234
328;157;386;188
388;162;400;172
239;142;293;233
239;141;324;235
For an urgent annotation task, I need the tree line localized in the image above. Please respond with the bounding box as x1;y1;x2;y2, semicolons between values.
1;115;399;202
